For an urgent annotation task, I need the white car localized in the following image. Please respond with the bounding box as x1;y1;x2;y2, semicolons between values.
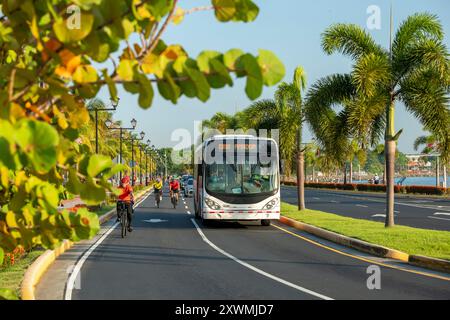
184;179;194;197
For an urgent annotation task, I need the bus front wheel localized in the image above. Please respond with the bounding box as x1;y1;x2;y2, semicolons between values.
261;219;271;226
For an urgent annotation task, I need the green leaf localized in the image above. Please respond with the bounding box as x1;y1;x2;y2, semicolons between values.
137;74;154;109
79;178;106;205
102;164;126;180
185;67;211;102
157;72;180;104
65;168;83;195
224;48;244;73
15;119;59;173
0;288;19;300
212;0;236;22
71;208;100;240
257;49;285;86
72;0;102;10
117;59;137;81
233;0;259;22
238;54;263;100
0;247;3;265
73;65;98;84
102;69;118;101
53;11;94;43
87;154;112;177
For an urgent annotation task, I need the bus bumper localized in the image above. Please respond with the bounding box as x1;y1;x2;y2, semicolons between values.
202;210;280;221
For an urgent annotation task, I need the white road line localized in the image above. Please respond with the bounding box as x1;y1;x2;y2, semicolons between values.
330;200;338;203
190;218;333;300
185;205;189;209
313;197;320;200
434;212;450;216
356;204;368;208
64;192;151;300
187;211;191;215
316;191;450;212
428;216;450;221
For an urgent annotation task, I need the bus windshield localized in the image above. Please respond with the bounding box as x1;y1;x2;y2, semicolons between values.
205;159;278;195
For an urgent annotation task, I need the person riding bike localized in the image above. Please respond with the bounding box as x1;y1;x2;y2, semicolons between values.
169;177;180;205
153;177;163;206
117;176;134;232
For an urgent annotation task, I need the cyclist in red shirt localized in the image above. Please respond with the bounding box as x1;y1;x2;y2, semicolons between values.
117;176;134;232
169;177;180;204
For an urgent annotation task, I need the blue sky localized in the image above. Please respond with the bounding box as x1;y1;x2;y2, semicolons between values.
97;0;450;153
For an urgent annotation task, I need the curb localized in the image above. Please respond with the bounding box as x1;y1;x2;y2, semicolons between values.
279;216;409;262
409;255;450;274
20;188;152;300
279;216;450;274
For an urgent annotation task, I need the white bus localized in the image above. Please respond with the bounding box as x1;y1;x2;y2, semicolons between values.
194;135;280;226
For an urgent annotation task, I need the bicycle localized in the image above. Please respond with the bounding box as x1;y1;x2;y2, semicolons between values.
155;189;162;208
170;191;178;209
117;201;128;238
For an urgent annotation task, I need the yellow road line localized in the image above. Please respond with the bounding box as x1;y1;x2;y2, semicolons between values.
272;223;450;282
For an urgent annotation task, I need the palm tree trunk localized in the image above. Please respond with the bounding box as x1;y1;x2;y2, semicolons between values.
443;164;447;189
385;140;396;227
349;162;353;183
343;163;347;184
436;156;440;187
385;99;396;227
296;127;305;210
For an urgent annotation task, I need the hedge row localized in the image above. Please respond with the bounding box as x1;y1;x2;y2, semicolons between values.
281;181;448;195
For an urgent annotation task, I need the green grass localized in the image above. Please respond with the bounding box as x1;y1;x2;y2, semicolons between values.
281;202;450;261
0;249;44;297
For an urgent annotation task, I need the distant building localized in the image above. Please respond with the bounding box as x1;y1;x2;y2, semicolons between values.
405;154;432;172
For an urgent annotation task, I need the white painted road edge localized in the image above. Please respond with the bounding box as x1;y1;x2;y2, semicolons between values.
190;218;333;300
64;192;152;300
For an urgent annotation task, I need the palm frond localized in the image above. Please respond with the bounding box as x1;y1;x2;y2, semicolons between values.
352;53;390;97
393;13;444;59
322;24;385;59
400;66;450;159
305;73;355;162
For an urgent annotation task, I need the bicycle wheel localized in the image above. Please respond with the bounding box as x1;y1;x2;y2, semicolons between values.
121;209;127;238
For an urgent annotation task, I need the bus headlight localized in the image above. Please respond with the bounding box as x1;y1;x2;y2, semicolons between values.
262;198;279;210
205;198;221;210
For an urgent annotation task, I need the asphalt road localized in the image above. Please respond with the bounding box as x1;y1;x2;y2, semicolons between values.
282;186;450;231
60;185;450;300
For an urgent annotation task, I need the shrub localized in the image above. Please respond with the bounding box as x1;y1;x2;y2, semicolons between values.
285;181;447;195
404;185;447;195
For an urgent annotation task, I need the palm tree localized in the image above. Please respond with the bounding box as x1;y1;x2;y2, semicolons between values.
202;112;245;134
307;13;449;227
414;131;448;188
244;67;306;209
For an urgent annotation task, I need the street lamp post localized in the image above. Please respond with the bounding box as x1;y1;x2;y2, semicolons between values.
124;131;145;186
88;98;119;154
104;118;137;181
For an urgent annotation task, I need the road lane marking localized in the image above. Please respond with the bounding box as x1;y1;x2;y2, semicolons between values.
185;205;189;209
64;192;152;300
190;218;333;300
306;190;450;212
187;211;191;215
356;204;368;208
143;219;168;223
428;216;450;221
434;212;450;216
313;197;320;200
272;223;450;282
330;200;338;203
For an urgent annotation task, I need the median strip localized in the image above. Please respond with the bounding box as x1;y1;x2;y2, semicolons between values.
279;202;450;274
